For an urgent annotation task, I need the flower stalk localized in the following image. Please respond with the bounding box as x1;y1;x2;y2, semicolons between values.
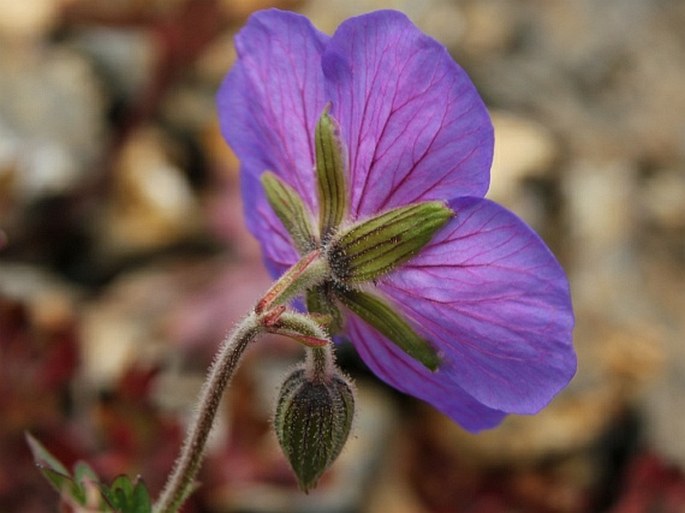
154;313;262;513
154;251;333;513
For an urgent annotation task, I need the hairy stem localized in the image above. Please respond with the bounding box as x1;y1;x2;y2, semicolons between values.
305;345;335;384
154;313;262;513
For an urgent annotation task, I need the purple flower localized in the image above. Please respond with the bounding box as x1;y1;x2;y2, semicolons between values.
218;9;576;431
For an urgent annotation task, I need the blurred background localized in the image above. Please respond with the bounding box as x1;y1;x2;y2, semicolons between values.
1;0;684;512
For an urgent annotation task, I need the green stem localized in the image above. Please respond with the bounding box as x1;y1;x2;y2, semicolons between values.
153;313;262;513
305;345;335;384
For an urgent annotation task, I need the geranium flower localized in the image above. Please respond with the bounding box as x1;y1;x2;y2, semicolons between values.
218;9;576;432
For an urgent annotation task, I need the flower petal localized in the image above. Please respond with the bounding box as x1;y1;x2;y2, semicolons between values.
218;9;329;275
344;314;507;432
321;10;493;220
378;197;576;414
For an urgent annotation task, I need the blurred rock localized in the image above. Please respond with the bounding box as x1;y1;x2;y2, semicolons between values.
638;252;685;470
489;112;557;199
192;30;236;85
79;260;193;388
562;159;643;318
0;45;106;204
0;0;60;40
469;0;685;166
70;27;158;104
365;429;430;513
79;255;269;388
643;340;685;472
220;0;299;21
65;0;184;18
488;111;559;229
161;27;237;136
80;264;174;388
640;167;685;231
96;125;202;259
301;0;466;47
0;262;80;327
160;84;218;135
458;0;520;57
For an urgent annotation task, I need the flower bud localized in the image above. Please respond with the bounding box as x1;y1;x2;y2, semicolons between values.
274;368;355;492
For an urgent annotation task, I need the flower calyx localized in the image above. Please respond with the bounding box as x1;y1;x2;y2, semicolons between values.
260;108;450;372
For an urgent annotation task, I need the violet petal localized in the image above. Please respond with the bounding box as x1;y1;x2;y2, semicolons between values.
378;196;576;414
322;10;493;220
344;314;507;432
217;9;329;275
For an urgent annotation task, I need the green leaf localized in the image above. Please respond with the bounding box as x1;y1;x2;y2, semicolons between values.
26;433;111;510
130;481;152;513
328;201;453;283
101;475;152;513
261;171;317;254
315;106;347;240
26;433;85;503
40;467;85;503
26;432;70;475
74;461;99;486
337;288;441;371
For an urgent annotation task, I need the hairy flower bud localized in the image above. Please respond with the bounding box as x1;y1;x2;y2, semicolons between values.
274;367;355;492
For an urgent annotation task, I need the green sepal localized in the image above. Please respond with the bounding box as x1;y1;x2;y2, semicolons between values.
274;368;355;493
266;311;331;348
306;285;343;335
315;106;348;240
328;201;453;283
261;171;317;254
255;250;328;314
337;288;441;371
